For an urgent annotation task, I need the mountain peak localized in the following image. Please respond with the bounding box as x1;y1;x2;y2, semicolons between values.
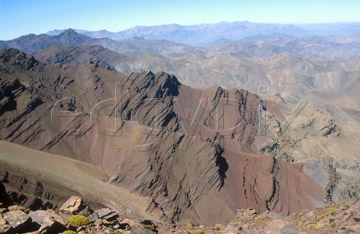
59;28;78;36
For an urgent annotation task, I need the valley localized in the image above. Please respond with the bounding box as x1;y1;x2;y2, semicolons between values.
0;19;359;234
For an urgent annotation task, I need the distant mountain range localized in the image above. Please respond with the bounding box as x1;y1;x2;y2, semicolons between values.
2;26;360;61
0;29;193;57
47;21;360;46
32;44;360;99
1;28;360;98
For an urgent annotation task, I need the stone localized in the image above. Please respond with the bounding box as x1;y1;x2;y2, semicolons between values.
280;224;299;234
29;210;66;233
95;208;114;218
30;210;54;227
79;207;92;217
87;213;99;222
46;209;67;225
59;196;84;214
122;218;136;226
8;205;25;212
353;216;360;222
102;212;119;221
3;210;32;233
135;227;157;234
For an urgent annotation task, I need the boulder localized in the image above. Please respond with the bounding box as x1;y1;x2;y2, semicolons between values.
30;210;54;226
30;210;66;233
95;208;114;218
3;210;32;233
59;196;84;214
45;209;67;225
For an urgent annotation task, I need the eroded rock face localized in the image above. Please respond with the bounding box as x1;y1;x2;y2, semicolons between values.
0;49;326;224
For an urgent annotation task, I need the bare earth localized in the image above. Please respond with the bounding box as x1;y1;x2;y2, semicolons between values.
0;140;156;221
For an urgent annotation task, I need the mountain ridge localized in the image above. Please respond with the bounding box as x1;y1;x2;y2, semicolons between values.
47;21;360;46
0;48;336;224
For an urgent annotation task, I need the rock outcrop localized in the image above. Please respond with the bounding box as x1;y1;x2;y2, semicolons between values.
0;186;359;234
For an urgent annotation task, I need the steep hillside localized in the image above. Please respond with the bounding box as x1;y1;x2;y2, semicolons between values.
0;48;333;224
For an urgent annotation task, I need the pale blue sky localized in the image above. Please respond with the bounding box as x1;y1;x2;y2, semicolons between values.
1;0;360;40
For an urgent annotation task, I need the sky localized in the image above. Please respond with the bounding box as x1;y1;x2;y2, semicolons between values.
1;0;360;40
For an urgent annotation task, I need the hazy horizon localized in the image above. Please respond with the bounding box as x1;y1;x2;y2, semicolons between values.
1;0;360;40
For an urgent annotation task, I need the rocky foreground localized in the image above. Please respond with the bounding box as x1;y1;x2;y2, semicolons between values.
1;181;359;234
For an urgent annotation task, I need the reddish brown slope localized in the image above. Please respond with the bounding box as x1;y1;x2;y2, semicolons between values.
0;48;325;224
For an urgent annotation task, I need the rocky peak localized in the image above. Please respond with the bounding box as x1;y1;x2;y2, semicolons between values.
0;48;38;71
57;28;81;38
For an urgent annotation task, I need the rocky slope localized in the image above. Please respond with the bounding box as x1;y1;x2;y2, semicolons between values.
1;185;359;234
0;48;332;224
256;92;360;203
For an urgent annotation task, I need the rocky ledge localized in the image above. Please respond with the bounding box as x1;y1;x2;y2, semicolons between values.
1;181;359;234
